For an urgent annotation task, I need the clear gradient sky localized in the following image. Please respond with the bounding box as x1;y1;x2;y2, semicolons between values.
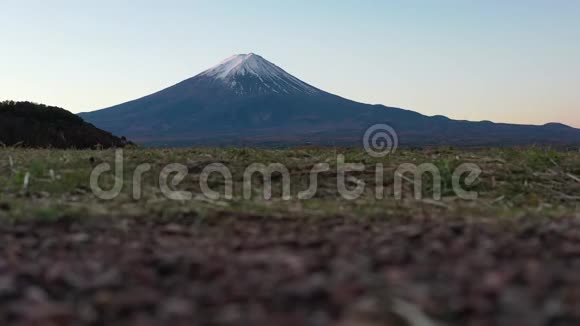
2;0;579;127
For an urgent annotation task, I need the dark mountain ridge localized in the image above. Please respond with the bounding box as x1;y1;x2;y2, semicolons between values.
0;101;130;149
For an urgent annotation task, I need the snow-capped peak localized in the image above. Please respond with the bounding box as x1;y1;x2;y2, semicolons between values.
202;53;268;80
199;53;320;95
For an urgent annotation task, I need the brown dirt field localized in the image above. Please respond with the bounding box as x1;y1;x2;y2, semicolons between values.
2;215;580;326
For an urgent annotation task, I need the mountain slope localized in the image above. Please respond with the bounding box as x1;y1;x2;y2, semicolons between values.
80;54;580;147
0;101;131;149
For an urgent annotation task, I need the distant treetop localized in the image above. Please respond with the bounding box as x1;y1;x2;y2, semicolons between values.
0;101;130;149
0;101;84;125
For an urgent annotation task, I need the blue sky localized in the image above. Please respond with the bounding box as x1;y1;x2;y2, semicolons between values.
2;0;579;127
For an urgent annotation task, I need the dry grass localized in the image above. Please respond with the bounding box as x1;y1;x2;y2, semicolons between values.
0;147;579;221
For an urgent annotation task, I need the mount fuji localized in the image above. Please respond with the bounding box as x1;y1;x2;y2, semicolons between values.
80;53;580;147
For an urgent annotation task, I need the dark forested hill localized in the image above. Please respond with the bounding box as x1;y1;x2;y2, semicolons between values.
0;101;130;149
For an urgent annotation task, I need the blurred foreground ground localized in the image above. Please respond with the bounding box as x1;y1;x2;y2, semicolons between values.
0;147;579;325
